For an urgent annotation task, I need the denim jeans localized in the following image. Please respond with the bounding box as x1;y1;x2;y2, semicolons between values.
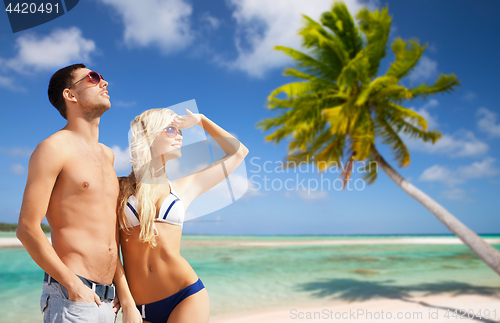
40;280;116;323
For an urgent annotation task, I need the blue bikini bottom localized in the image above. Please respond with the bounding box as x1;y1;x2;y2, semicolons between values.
137;278;205;323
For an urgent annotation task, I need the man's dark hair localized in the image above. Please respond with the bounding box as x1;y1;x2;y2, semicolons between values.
48;63;86;120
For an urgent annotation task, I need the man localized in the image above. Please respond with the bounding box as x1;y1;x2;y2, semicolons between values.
17;64;141;322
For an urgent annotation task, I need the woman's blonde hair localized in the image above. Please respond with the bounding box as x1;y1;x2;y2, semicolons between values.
118;108;176;247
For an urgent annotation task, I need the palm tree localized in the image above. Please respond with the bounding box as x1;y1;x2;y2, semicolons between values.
257;2;500;275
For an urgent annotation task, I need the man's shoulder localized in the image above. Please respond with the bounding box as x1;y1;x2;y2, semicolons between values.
34;130;72;156
98;143;114;163
28;131;72;170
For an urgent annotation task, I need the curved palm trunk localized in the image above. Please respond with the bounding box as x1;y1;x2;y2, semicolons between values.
371;147;500;275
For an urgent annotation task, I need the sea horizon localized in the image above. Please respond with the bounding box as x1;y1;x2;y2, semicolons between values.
1;231;499;237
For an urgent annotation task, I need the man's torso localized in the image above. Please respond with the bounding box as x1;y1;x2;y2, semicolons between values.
46;131;119;284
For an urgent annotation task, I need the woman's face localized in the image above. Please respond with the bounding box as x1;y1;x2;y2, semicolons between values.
150;119;183;161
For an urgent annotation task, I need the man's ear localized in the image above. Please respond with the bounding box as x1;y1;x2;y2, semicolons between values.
62;89;77;103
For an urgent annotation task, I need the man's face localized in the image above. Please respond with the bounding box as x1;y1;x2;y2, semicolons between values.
69;68;110;120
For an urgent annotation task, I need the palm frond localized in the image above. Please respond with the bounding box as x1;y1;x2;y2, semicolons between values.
350;108;375;161
410;73;460;100
359;154;379;184
357;7;392;78
274;46;338;82
355;75;398;106
322;101;363;136
337;52;371;87
320;2;363;59
310;135;346;170
282;67;331;83
394;117;442;143
376;116;411;167
299;15;348;71
386;102;428;130
268;81;320;101
386;38;426;80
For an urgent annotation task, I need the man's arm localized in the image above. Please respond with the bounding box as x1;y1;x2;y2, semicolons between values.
108;146;142;322
113;242;143;322
16;138;101;304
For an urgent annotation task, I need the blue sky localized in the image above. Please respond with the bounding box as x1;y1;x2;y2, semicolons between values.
0;0;499;235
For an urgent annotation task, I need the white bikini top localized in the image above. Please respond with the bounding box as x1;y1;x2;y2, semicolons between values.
124;180;185;231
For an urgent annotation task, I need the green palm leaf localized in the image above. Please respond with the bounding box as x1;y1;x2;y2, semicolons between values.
357;7;392;78
257;1;460;184
320;2;363;59
386;38;426;80
410;73;460;100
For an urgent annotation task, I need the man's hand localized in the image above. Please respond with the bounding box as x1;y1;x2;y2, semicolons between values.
121;305;143;323
67;280;102;306
113;293;121;314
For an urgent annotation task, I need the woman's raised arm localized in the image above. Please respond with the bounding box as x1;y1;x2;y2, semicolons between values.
171;109;249;208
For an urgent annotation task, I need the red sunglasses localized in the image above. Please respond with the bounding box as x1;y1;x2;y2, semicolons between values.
68;71;104;89
165;126;182;138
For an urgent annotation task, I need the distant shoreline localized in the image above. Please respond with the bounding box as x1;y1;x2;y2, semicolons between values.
0;222;50;233
2;236;500;249
1;224;499;237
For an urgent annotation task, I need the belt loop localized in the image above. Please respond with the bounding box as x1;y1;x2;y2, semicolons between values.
91;283;96;292
105;285;116;299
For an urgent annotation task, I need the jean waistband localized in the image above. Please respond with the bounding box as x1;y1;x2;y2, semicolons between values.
43;272;115;301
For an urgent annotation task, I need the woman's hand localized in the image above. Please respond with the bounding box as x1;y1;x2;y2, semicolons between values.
122;305;143;323
171;108;203;130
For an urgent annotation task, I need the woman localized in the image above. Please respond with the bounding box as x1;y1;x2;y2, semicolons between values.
117;107;249;323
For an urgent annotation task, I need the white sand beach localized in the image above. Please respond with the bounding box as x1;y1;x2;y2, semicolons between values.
210;293;500;323
3;236;500;248
181;237;500;247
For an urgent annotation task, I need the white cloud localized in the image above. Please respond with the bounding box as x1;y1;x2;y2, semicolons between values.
440;187;475;202
99;0;194;54
297;188;329;200
410;99;439;129
409;55;438;82
419;157;499;187
6;28;96;73
223;0;367;77
10;163;26;176
0;75;24;91
0;146;33;157
244;179;265;197
462;91;476;101
200;12;221;30
0;76;11;87
456;157;499;179
201;173;250;199
477;107;500;138
406;130;488;158
113;100;136;108
285;188;328;201
419;164;463;186
110;145;131;174
403;102;488;158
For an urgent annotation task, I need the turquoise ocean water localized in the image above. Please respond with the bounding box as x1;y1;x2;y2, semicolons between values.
1;234;499;322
